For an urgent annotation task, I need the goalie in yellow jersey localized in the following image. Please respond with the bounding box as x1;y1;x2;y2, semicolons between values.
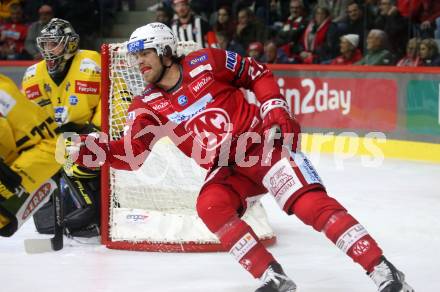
22;18;101;129
20;18;102;238
0;74;60;237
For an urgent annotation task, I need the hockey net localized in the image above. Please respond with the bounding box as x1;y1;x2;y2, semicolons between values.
100;43;276;252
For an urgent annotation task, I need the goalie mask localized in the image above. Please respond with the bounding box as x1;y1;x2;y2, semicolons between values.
37;18;80;74
126;22;178;67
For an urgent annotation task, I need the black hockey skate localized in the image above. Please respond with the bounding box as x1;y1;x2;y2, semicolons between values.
255;262;297;292
369;256;415;292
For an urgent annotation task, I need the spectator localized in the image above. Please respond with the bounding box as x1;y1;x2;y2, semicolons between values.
0;3;28;60
373;0;408;59
412;0;440;39
396;0;420;18
397;37;421;66
58;0;100;50
171;0;211;48
212;6;236;40
356;29;395;65
330;34;363;64
261;40;291;63
21;0;59;23
256;0;283;32
318;0;351;23
155;6;174;27
235;7;268;51
339;1;371;52
118;0;135;11
418;38;440;66
24;4;54;60
298;5;340;64
247;41;264;61
215;31;245;56
0;0;21;22
277;0;308;47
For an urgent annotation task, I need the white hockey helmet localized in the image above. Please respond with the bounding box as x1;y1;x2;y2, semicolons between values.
127;22;177;58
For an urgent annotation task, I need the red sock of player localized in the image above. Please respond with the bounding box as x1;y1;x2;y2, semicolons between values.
291;190;383;273
197;184;274;278
216;217;275;278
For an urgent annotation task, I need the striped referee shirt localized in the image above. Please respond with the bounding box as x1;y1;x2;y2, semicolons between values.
171;15;211;48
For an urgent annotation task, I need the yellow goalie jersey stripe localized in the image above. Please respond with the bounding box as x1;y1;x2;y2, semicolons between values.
22;50;102;129
0;74;57;163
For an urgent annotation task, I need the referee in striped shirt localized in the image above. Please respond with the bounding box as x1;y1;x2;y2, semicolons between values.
171;0;212;48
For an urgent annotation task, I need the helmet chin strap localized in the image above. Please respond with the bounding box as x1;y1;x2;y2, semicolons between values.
154;55;173;84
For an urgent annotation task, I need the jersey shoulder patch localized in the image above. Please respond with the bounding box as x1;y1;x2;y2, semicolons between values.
79;57;101;74
23;64;38;82
0;89;17;117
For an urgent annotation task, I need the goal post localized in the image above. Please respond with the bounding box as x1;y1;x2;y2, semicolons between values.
100;43;276;252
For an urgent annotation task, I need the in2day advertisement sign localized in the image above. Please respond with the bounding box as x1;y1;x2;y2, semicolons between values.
276;77;398;132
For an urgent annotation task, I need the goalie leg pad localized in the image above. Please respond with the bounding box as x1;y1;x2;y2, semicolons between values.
0;178;57;237
291;189;383;272
196;184;274;278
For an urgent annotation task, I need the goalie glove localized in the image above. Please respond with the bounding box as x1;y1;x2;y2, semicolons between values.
64;133;108;175
260;98;301;151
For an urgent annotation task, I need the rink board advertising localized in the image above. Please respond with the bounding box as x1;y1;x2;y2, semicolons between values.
1;61;439;144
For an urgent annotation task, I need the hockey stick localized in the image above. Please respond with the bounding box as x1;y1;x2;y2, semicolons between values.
24;172;65;254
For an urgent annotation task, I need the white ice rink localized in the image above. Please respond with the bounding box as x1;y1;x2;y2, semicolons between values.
1;154;439;292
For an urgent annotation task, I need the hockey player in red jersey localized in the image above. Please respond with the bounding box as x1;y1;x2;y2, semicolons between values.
70;23;414;292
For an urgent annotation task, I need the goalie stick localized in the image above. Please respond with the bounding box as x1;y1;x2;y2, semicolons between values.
24;172;65;254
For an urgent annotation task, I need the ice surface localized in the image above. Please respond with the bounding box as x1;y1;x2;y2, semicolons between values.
1;155;439;292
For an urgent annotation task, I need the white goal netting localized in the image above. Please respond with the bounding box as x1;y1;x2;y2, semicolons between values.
102;42;275;251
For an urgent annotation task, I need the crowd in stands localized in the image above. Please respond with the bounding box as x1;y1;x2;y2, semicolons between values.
1;0;440;66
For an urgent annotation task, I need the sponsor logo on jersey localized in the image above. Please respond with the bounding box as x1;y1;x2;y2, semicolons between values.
336;224;368;253
54;106;68;125
65;82;71;92
225;51;238;71
229;232;257;261
189;53;208;66
184;108;232;151
189;64;213;78
141;92;163;103
44;83;51;93
291;152;323;185
126;214;149;223
127;111;135;121
22;183;52;220
178;95;188;106
151;99;170;112
37;98;51;107
262;159;303;209
352;239;371;256
69;95;78;105
0;89;17;117
75;80;100;94
167;93;213;124
23;64;37;81
143;86;153;95
268;166;295;196
189;72;214;96
79;58;101;74
24;84;42;100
